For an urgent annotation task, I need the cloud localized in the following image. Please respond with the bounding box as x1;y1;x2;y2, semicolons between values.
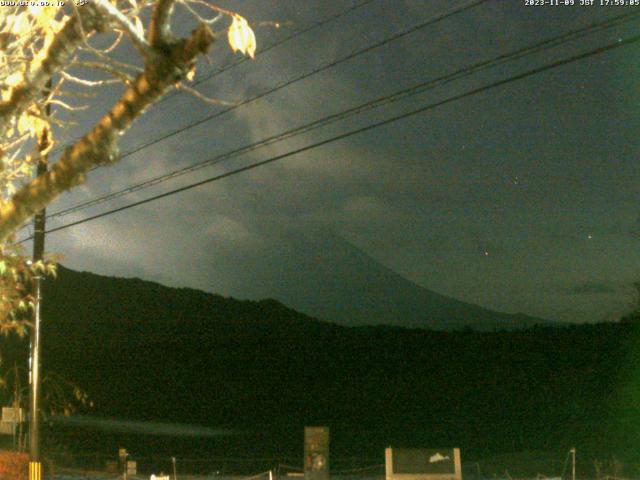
568;282;620;296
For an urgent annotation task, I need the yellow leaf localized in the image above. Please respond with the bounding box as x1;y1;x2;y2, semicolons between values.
33;260;45;273
16;112;31;136
5;72;22;88
227;14;256;59
9;13;29;36
30;5;58;31
46;263;57;278
186;66;196;82
17;111;48;138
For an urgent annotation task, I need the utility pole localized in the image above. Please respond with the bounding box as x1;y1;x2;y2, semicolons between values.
29;79;51;480
570;447;576;480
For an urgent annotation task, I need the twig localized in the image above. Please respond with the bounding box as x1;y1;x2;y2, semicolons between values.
60;71;120;87
72;61;136;84
46;99;89;112
181;0;224;25
91;0;151;56
96;30;124;54
175;82;233;106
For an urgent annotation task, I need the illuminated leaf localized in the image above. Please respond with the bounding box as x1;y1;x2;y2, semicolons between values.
16;111;48;138
16;113;31;136
8;14;29;36
46;263;57;278
5;72;22;87
33;259;45;273
227;14;256;59
186;66;196;82
30;6;58;31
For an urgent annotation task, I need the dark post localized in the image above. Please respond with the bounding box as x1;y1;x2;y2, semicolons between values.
29;79;51;478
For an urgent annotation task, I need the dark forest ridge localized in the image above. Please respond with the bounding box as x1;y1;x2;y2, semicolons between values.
30;265;640;464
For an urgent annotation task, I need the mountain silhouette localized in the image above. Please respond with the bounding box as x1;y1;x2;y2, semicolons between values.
227;231;552;331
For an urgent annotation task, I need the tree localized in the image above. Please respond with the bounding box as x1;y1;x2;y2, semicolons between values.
0;362;91;450
0;0;256;331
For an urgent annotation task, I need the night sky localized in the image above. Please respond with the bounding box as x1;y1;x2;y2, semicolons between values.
30;0;640;325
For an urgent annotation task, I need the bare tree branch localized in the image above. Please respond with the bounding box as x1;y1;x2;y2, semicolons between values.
0;23;215;243
92;0;151;56
71;61;136;84
60;71;119;87
0;9;100;136
149;0;177;46
46;99;90;112
175;82;233;106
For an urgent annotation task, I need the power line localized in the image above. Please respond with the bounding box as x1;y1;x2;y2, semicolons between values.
18;32;640;243
16;1;491;235
17;0;487;236
46;9;640;220
48;0;378;157
48;0;489;163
